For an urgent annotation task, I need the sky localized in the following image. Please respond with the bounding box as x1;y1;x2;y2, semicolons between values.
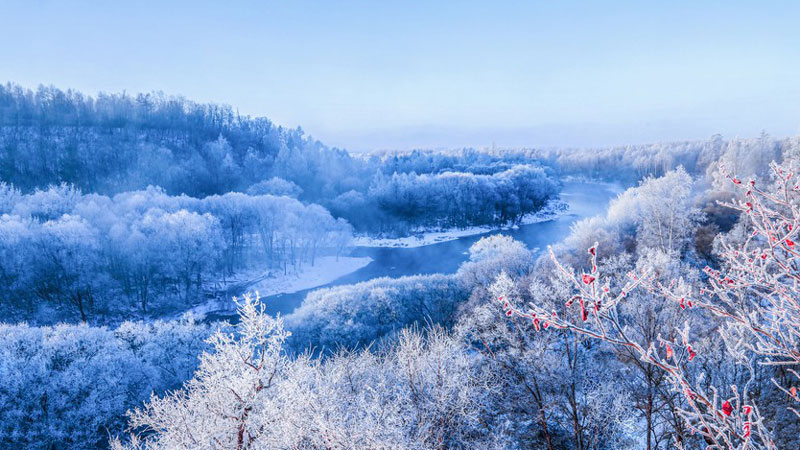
2;1;800;151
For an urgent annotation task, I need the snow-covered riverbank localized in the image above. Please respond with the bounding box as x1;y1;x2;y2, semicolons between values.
246;256;373;297
183;256;372;318
351;199;568;248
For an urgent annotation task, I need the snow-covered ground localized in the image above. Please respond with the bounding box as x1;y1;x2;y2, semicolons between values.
183;256;372;318
351;200;568;248
246;256;372;297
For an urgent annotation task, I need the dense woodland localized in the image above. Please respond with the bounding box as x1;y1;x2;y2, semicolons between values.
0;83;559;234
1;84;799;449
0;183;351;323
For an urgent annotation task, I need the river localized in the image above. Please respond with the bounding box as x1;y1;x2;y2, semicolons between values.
206;180;622;321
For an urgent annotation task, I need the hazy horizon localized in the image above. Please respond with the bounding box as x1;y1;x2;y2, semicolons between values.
3;1;799;151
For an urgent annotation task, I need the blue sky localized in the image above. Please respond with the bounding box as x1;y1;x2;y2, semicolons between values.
2;1;799;151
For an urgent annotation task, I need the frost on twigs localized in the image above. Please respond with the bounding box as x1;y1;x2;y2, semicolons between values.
496;162;800;449
113;293;291;450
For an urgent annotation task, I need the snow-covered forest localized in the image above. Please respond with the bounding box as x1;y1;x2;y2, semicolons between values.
2;82;800;450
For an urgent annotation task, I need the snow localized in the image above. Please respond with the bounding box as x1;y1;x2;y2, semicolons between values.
351;199;568;248
183;256;372;318
247;256;372;297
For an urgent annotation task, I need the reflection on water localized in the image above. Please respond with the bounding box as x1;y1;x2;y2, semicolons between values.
208;181;621;321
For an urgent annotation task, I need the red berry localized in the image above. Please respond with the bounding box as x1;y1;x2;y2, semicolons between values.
582;274;595;285
687;345;697;362
722;400;733;416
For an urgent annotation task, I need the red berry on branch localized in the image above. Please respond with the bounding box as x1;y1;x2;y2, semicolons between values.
687;345;697;361
582;274;595;285
722;400;733;416
787;239;796;248
666;344;673;359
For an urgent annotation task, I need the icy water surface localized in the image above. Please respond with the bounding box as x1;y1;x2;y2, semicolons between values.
208;180;622;320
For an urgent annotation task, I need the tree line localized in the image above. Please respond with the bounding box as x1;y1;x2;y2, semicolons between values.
329;165;560;234
0;183;351;322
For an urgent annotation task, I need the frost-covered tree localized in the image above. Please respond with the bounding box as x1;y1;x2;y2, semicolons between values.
113;295;492;449
499;163;800;449
458;272;637;449
32;214;103;321
246;177;302;198
115;295;291;449
608;167;702;254
456;234;533;288
0;183;353;322
0;317;213;449
286;274;467;352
